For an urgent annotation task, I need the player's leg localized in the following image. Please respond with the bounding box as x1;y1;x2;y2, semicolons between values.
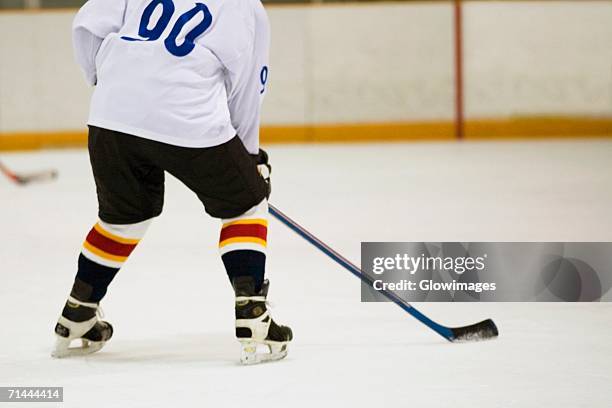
53;219;152;357
219;198;268;292
52;127;164;358
219;198;293;364
164;136;292;364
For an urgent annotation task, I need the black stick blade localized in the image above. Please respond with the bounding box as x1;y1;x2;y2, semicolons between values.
450;318;498;342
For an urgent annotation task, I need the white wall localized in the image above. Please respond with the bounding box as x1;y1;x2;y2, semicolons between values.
307;3;454;124
0;12;92;132
0;1;611;133
464;1;612;118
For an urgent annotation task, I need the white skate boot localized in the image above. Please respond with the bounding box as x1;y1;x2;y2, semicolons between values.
51;296;113;358
233;277;293;365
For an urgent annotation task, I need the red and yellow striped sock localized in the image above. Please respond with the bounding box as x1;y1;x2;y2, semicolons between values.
72;219;152;303
219;218;268;255
219;200;268;290
82;221;148;268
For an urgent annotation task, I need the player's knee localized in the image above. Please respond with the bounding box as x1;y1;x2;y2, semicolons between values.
219;199;268;256
205;187;268;219
97;217;154;239
229;198;268;221
97;211;161;225
82;218;153;267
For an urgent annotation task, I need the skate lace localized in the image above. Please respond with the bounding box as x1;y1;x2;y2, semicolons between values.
235;296;274;308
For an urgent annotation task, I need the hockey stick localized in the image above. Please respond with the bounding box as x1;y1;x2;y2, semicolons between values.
269;204;498;342
0;160;58;185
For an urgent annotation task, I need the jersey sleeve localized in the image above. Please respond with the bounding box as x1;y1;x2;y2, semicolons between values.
72;0;127;86
222;1;270;154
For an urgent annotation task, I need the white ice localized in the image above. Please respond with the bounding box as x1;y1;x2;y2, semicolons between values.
1;140;612;407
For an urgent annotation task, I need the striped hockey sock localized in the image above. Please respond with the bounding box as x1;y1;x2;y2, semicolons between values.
219;200;268;291
70;219;151;303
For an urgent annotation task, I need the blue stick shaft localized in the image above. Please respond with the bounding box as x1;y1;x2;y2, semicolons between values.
268;204;454;341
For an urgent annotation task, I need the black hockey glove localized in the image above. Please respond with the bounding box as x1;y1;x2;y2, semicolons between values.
253;148;271;199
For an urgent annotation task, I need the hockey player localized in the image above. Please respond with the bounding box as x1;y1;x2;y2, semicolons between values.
52;0;292;364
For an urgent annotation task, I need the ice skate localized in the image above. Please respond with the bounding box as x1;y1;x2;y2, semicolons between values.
233;277;293;365
51;296;113;358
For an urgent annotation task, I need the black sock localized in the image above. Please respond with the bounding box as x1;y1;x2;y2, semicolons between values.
221;250;266;292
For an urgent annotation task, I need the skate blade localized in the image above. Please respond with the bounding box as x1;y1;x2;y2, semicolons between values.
51;337;106;358
240;341;288;365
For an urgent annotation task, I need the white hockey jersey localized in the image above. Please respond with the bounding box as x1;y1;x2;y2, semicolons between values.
72;0;270;153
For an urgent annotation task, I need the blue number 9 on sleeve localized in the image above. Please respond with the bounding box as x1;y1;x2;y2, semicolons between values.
260;66;269;94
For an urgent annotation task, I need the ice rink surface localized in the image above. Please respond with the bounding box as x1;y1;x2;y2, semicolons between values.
1;139;612;407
